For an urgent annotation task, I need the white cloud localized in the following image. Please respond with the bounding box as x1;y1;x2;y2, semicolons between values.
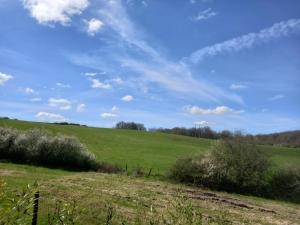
48;98;72;110
191;8;217;21
56;82;71;88
111;105;119;113
84;71;106;76
195;121;211;126
0;72;13;85
90;79;112;89
22;0;89;26
84;72;97;77
101;112;118;118
101;105;119;119
229;84;247;89
185;105;243;115
25;87;37;94
189;18;300;63
121;95;133;102
35;111;66;122
76;103;86;112
86;18;103;36
30;97;41;102
270;94;285;101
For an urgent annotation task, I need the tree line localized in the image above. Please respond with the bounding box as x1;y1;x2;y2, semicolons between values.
114;121;300;148
154;127;300;147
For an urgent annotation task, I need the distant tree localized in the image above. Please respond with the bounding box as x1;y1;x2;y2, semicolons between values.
115;121;146;131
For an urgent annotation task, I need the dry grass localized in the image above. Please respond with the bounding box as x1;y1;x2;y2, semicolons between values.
32;172;300;224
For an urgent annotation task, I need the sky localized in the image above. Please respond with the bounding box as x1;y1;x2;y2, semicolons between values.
0;0;299;134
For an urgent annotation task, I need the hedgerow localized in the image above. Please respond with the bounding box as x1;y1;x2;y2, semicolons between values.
0;127;120;172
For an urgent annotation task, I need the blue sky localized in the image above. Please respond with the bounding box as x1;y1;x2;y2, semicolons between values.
0;0;299;133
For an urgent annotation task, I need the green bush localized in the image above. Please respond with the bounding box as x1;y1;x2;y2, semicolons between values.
0;127;120;172
169;139;300;202
36;135;98;170
0;127;18;159
168;156;205;184
267;166;300;203
169;139;271;195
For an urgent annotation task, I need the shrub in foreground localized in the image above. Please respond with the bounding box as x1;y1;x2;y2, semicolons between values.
169;139;300;202
169;139;270;195
0;127;120;172
267;166;300;203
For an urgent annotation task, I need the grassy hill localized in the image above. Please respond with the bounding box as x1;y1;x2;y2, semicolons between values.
1;118;300;224
1;118;299;175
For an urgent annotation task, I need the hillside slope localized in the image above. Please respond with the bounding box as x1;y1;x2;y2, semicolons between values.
1;118;299;174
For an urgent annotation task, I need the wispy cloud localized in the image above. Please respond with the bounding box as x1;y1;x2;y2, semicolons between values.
76;103;86;112
48;98;72;110
67;0;242;104
111;105;119;113
229;84;247;90
22;0;90;26
191;8;217;21
0;72;13;85
35;111;66;122
270;94;285;101
101;112;118;118
84;72;97;77
56;82;71;88
126;0;148;8
195;120;213;126
106;77;124;85
185;105;244;115
189;18;300;63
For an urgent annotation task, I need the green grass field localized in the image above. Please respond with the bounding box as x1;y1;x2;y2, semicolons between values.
1;163;300;224
1;118;300;224
1;118;299;174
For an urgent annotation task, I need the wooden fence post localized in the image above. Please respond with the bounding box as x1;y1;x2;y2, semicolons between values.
147;168;152;177
32;191;39;225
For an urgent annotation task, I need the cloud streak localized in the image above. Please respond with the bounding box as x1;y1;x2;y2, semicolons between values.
35;112;66;122
185;105;243;115
48;98;72;110
101;112;118;118
230;84;247;90
191;8;217;21
67;0;243;104
189;18;300;63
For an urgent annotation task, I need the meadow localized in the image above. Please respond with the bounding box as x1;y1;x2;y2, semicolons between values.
1;118;300;224
0;118;299;175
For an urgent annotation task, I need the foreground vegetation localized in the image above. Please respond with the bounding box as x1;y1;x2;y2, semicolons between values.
1;163;300;224
169;139;300;203
0;127;120;173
